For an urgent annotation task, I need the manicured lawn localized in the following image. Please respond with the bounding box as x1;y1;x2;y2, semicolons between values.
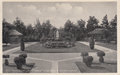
59;60;81;73
3;43;20;51
96;42;117;50
3;63;35;73
76;62;117;73
3;54;52;73
3;52;117;73
3;41;117;73
27;59;52;73
3;42;32;51
14;42;100;53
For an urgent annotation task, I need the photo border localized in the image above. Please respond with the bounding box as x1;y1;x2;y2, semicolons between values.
0;0;119;75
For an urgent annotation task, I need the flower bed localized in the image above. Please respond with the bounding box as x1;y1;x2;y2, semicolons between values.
43;41;73;48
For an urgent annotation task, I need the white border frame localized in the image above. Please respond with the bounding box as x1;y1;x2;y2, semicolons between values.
0;0;119;75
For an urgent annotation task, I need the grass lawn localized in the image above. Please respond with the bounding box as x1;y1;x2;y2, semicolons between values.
3;43;20;51
59;60;81;73
96;42;117;50
76;62;117;73
14;42;100;53
27;59;52;73
3;63;35;73
3;42;32;51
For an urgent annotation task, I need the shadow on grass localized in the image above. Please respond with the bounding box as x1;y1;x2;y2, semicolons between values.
90;66;105;69
104;62;117;65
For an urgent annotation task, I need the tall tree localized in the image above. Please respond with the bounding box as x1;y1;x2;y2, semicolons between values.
13;17;26;35
86;16;99;32
2;19;13;44
110;15;117;43
34;19;42;38
26;24;34;35
77;19;86;40
48;26;57;38
41;20;52;37
110;15;117;31
64;20;78;39
64;20;73;32
77;19;86;28
101;15;109;28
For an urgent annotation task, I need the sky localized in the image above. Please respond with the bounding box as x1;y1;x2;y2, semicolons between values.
3;2;117;28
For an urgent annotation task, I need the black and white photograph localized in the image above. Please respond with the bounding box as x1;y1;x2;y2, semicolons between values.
2;1;118;73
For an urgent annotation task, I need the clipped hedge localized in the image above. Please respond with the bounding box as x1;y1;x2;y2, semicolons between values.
14;53;28;69
97;51;105;57
83;56;93;67
14;57;23;69
97;51;105;63
19;53;27;58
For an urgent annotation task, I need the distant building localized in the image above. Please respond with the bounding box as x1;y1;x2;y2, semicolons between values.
88;28;108;41
9;29;23;43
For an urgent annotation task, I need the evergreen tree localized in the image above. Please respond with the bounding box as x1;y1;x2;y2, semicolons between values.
34;19;42;38
77;19;85;28
77;19;86;40
101;15;109;28
3;19;10;45
13;17;26;35
86;16;99;32
41;20;52;37
64;20;78;40
110;15;117;31
64;20;73;32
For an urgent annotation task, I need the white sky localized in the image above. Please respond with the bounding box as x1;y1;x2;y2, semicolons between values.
3;2;117;28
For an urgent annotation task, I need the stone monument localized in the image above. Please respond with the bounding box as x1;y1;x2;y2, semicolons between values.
56;30;59;40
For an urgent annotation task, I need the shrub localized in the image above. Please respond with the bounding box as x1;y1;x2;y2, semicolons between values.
19;56;26;65
89;37;95;49
14;55;27;69
83;56;93;67
20;38;25;51
14;57;22;69
19;53;27;64
97;51;105;57
19;53;27;58
5;59;9;65
97;51;105;63
90;44;94;49
3;55;10;58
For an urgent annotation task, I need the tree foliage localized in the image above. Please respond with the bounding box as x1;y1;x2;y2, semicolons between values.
34;19;42;38
110;15;117;31
101;15;109;28
86;16;99;32
3;15;117;42
13;17;26;35
77;19;85;28
2;19;12;44
41;20;52;37
77;19;86;40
